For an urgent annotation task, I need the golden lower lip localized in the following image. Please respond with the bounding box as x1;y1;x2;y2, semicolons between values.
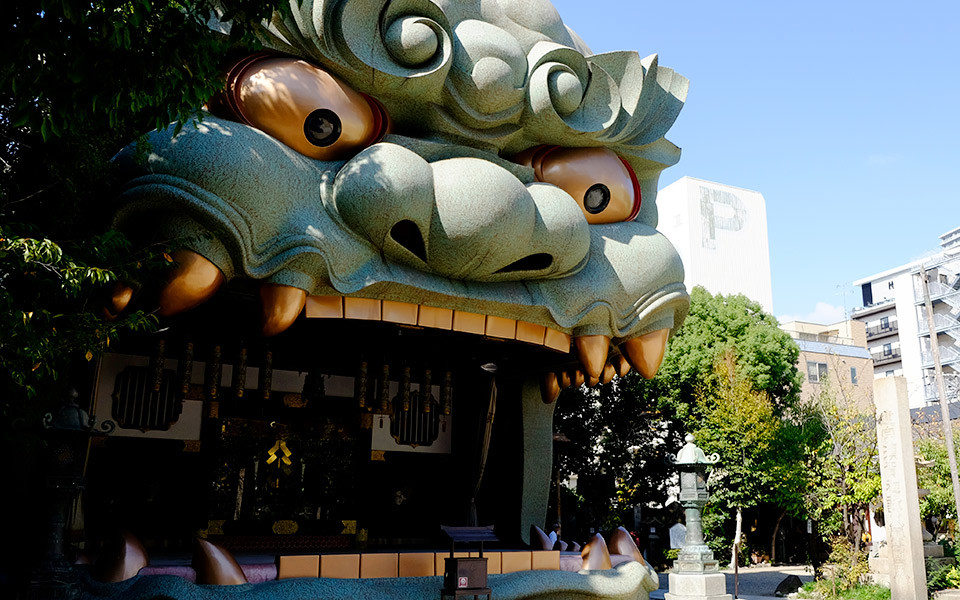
305;295;572;353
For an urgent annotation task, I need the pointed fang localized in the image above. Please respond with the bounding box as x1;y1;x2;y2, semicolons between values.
92;530;149;583
616;355;631;377
157;250;225;317
600;362;616;384
260;283;307;336
620;328;669;379
541;372;561;404
193;538;248;585
580;533;613;571
575;335;610;379
573;369;585;387
610;526;647;565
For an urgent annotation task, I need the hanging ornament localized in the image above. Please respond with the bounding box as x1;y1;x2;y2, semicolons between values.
177;340;194;398
259;346;273;401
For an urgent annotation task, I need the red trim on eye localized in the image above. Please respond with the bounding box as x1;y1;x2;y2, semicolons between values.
619;157;642;221
360;93;390;146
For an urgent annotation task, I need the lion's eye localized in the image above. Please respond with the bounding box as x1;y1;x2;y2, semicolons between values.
513;146;640;224
214;55;388;160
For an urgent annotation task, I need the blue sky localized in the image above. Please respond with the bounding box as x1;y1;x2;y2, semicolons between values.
551;0;960;322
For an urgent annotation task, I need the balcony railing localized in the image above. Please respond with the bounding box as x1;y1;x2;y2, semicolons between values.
866;322;899;338
788;331;856;345
918;313;960;335
872;348;902;366
921;345;960;368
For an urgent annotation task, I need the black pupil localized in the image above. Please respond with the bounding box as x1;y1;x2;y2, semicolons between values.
584;183;610;214
304;109;342;147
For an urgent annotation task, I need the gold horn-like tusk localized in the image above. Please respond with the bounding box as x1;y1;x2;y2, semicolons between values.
259;283;307;336
92;530;149;583
541;372;561;404
580;533;613;571
575;335;610;379
157;250;225;317
620;328;669;379
193;538;248;585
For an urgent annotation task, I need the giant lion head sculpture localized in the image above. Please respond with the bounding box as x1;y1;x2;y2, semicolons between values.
111;0;689;399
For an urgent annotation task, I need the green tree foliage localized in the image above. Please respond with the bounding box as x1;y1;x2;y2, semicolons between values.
695;353;815;563
804;379;881;551
915;433;960;523
0;0;286;586
553;286;808;560
0;0;283;402
657;286;803;422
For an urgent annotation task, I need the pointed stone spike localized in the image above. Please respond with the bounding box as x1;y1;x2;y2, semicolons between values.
610;526;647;565
157;250;225;317
92;530;149;583
559;371;572;388
575;335;610;379
541;372;561;404
600;362;616;384
616;355;631;378
620;328;670;379
259;283;307;336
588;375;600;387
103;281;134;320
530;525;553;551
580;533;612;571
193;538;248;585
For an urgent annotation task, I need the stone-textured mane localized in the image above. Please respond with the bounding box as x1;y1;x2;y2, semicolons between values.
259;0;688;189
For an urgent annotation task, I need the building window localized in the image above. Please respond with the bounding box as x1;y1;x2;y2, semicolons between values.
807;361;828;383
850;367;858;385
885;370;894;376
883;343;892;356
880;316;889;329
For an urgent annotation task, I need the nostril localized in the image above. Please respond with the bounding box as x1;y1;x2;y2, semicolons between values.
389;220;427;262
495;253;553;274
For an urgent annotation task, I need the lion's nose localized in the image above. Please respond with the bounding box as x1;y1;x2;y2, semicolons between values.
331;143;589;282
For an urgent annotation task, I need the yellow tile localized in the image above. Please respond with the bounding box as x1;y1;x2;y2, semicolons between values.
516;321;546;345
277;555;319;578
435;552;469;576
320;554;360;579
485;315;517;339
500;551;532;574
344;297;381;321
531;550;560;571
305;296;343;318
453;311;486;335
360;553;398;578
399;552;436;577
382;300;419;325
544;328;571;352
418;306;453;329
469;551;501;574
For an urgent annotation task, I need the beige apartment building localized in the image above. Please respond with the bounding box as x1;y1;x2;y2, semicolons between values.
780;319;874;412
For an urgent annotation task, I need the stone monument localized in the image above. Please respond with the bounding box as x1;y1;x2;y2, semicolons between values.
665;434;732;600
873;377;927;600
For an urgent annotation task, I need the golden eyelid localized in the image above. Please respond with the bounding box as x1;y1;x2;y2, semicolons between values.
536;147;636;224
230;57;379;161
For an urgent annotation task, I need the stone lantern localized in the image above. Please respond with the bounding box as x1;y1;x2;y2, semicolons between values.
665;434;731;600
26;389;114;600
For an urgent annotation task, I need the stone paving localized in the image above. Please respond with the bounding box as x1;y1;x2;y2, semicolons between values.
649;565;815;600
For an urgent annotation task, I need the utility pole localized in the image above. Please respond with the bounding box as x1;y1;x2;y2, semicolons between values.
920;265;960;523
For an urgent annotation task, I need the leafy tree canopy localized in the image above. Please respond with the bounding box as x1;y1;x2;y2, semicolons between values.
655;286;803;423
0;1;283;401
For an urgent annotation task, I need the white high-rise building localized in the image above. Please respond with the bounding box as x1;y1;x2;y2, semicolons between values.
851;226;960;409
656;176;774;313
